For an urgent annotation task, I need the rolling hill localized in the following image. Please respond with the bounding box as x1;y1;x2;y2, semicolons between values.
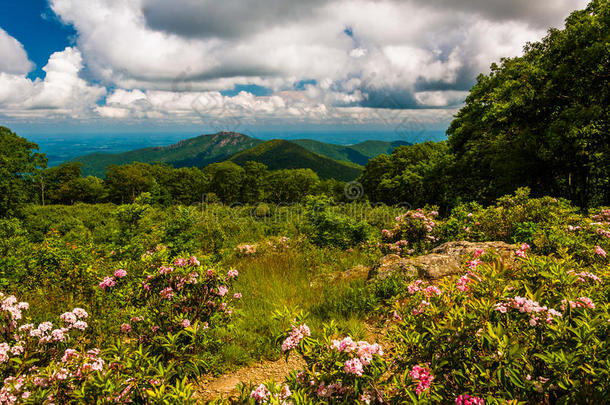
73;132;263;177
291;139;410;166
72;131;408;180
230;140;362;181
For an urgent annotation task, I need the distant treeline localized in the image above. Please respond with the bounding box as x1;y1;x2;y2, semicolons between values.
0;126;348;213
31;159;350;207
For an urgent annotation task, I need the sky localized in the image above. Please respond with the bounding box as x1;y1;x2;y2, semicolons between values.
0;0;589;139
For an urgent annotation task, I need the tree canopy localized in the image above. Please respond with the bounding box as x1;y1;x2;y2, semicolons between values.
0;127;47;216
447;0;610;208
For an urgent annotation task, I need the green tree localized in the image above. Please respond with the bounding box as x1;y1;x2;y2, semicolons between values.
359;142;455;209
39;162;84;204
204;161;245;203
240;161;268;203
266;168;320;203
447;0;610;208
105;162;159;204
0;127;47;216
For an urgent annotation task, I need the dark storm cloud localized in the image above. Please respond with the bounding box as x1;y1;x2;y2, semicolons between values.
141;0;328;39
410;0;589;28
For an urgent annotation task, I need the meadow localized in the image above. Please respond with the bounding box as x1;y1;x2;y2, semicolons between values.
1;190;609;403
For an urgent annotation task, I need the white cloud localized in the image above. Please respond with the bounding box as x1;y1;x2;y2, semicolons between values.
0;47;106;118
3;0;588;128
0;28;34;75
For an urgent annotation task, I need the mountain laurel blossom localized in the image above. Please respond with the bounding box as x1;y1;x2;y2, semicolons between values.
281;324;311;352
495;296;562;325
409;365;434;394
344;358;364;376
456;394;486;405
98;276;116;290
114;269;127;278
595;246;607;258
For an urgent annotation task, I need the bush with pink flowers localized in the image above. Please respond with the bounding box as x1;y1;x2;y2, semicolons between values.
379;208;441;256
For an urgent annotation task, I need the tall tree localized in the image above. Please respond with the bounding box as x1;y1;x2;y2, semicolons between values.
0;127;47;216
447;0;610;208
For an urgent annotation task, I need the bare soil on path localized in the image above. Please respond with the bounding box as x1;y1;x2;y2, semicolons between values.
197;352;305;402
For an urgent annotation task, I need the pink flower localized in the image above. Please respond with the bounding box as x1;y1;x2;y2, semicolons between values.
98;276;116;290
407;280;423;294
250;384;270;403
516;243;531;259
62;349;78;363
114;269;127;278
158;266;174;275
409;365;434;394
227;269;239;278
207;269;214;277
160;287;174;300
51;329;66;342
233;293;242;299
281;324;311;352
467;259;482;270
60;312;77;324
72;308;88;318
174;258;187;267
473;249;485;258
456;394;485;405
344;358;364;376
72;320;87;330
189;256;200;266
331;336;357;352
121;323;131;333
217;285;229;296
180;319;191;328
595;246;607;258
423;286;442;298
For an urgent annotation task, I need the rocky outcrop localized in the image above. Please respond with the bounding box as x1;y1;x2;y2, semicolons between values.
368;241;518;281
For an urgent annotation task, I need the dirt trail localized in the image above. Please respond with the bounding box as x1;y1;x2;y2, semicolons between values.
197;352;305;402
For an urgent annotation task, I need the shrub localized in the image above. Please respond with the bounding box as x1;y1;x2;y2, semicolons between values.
301;196;372;249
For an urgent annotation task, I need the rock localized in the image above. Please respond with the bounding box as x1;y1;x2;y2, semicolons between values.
310;264;370;287
368;241;517;281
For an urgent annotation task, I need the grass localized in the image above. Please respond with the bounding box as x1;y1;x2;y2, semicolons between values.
212;244;383;371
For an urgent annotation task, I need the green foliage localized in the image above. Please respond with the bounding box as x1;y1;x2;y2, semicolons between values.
447;0;610;208
301;196;372;249
359;142;455;209
230;139;362;182
291;139;409;166
0;126;47;216
73;131;263;178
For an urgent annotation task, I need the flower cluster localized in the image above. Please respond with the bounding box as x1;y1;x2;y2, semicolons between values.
561;297;596;310
331;337;383;371
250;383;291;404
1;293;29;325
281;324;311;352
594;246;607;258
236;244;257;256
567;270;602;284
380;209;440;256
455;394;486;405
98;276;116;290
456;270;481;292
0;293;103;404
495;297;562;325
409;364;434;395
515;243;530;259
406;280;443;298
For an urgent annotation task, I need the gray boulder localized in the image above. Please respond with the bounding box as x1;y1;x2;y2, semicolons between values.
368;241;518;281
